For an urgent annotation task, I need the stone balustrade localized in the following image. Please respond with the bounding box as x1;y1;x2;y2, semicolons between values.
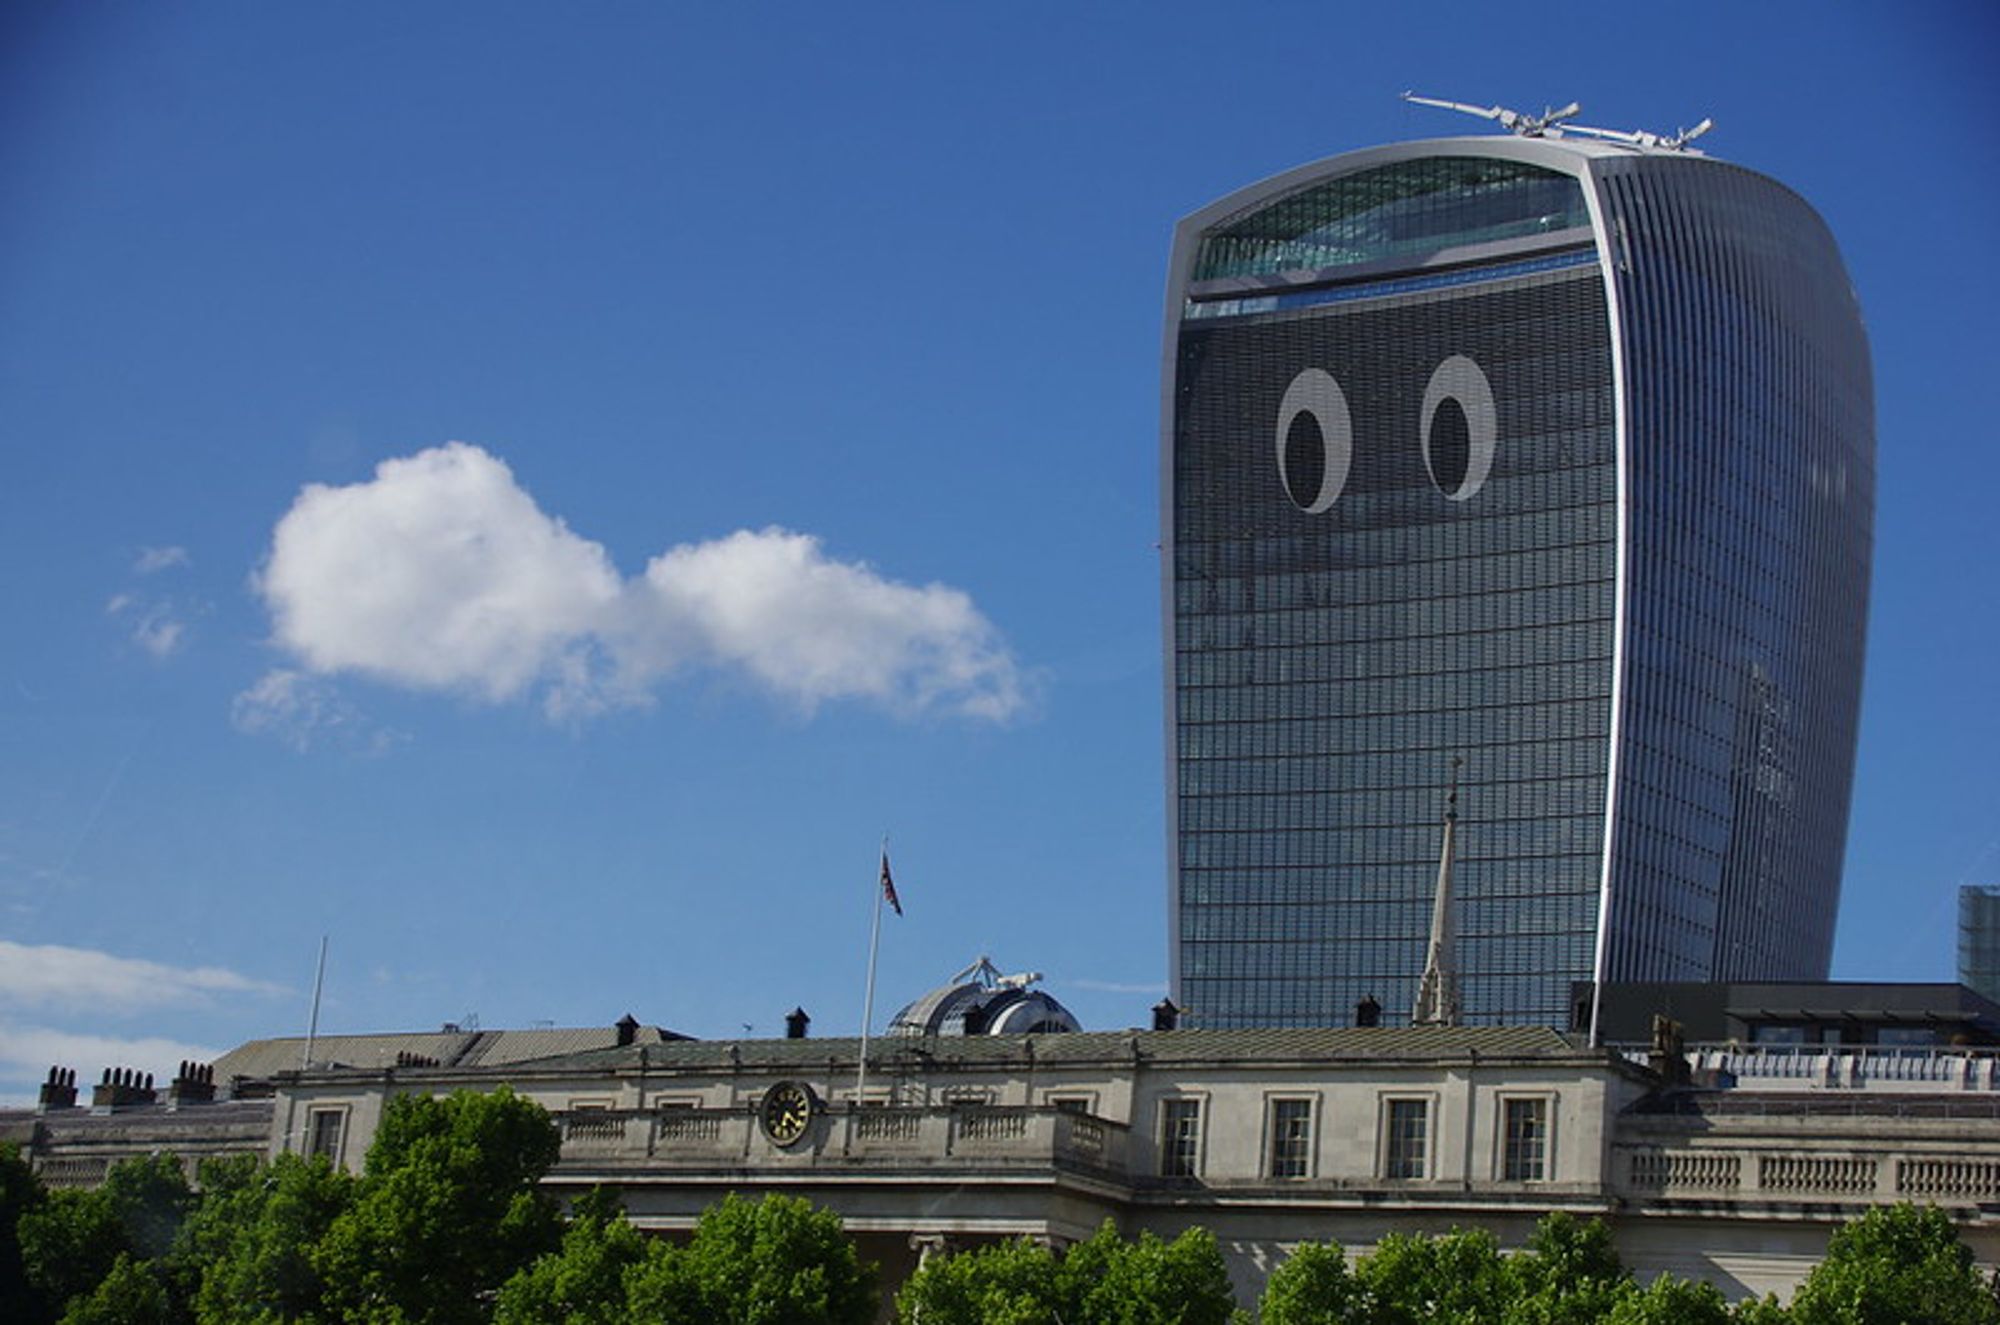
554;1104;1129;1176
1617;1045;2000;1093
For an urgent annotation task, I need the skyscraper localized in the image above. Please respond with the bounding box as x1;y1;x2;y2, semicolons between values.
1961;885;2000;1004
1162;128;1872;1030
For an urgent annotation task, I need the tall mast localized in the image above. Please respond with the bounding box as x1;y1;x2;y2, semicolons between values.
1412;758;1463;1028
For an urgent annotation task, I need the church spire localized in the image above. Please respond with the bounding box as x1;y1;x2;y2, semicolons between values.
1412;757;1463;1028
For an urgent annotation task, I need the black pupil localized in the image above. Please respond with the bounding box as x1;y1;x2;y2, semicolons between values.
1284;412;1324;508
1431;397;1470;493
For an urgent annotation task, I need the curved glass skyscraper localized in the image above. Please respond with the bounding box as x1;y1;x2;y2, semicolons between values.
1163;136;1872;1029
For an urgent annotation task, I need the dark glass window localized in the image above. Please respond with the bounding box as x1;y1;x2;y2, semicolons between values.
307;1109;344;1162
1194;158;1589;281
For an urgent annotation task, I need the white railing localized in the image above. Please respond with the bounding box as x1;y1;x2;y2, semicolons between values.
1616;1044;2000;1093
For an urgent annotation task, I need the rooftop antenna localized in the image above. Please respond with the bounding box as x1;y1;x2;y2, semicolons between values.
302;935;328;1071
1412;757;1464;1028
1401;91;1581;138
1560;116;1715;152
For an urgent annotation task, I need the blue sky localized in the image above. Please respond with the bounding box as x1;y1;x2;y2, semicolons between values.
2;3;1995;1101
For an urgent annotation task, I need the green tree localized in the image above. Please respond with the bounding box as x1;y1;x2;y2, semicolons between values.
314;1087;562;1324
1788;1203;2000;1325
56;1253;176;1325
1730;1293;1792;1324
188;1153;355;1324
18;1186;123;1315
1258;1241;1360;1325
1604;1274;1734;1325
892;1237;1063;1325
19;1154;193;1316
494;1189;654;1325
1352;1226;1511;1324
626;1192;876;1325
1061;1222;1240;1325
1503;1212;1634;1325
894;1221;1240;1325
1;1142;51;1324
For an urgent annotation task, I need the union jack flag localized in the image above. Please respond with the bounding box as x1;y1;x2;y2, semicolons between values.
880;852;902;917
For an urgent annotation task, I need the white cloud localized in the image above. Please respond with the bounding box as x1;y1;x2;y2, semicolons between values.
107;582;192;659
134;545;190;574
631;529;1025;718
0;939;285;1011
132;609;185;658
246;442;1028;726
105;593;185;656
231;668;403;754
257;444;622;703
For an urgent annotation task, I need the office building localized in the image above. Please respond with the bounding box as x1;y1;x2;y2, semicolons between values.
1162;127;1872;1028
1961;885;2000;1003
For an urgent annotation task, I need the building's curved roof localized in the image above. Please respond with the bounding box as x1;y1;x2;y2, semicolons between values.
886;957;1083;1037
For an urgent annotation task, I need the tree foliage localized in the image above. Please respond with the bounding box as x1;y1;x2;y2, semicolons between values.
1257;1241;1358;1325
1503;1211;1634;1325
19;1153;192;1316
189;1152;355;1324
1787;1203;2000;1325
1;1142;49;1324
315;1087;563;1324
1601;1274;1735;1325
492;1189;654;1325
1247;1209;2000;1324
892;1236;1064;1325
893;1220;1239;1325
55;1253;177;1325
626;1191;877;1325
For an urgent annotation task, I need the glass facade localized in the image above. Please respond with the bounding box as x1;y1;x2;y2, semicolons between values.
1961;886;2000;1003
1594;156;1873;984
1166;144;1872;1031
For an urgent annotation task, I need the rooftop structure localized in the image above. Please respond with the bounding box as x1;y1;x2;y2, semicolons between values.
1960;885;2000;1003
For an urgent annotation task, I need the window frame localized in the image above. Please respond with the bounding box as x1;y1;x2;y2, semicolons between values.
1498;1093;1554;1182
1158;1095;1206;1180
1379;1093;1433;1180
1264;1094;1317;1180
304;1105;348;1166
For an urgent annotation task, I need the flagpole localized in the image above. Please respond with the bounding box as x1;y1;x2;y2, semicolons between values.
856;836;887;1105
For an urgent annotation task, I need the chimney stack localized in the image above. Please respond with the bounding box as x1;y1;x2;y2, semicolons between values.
37;1065;78;1111
92;1065;158;1110
784;1007;811;1040
168;1061;216;1108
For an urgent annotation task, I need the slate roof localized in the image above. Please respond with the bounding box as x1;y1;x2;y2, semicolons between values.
212;1024;687;1088
339;1024;1603;1080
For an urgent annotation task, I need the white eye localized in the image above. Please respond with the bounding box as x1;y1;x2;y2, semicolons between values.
1420;354;1497;501
1275;368;1352;513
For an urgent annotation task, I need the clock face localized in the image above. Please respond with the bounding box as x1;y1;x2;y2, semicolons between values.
759;1081;815;1147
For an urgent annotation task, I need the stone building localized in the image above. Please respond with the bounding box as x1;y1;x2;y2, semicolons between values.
12;1015;2000;1307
